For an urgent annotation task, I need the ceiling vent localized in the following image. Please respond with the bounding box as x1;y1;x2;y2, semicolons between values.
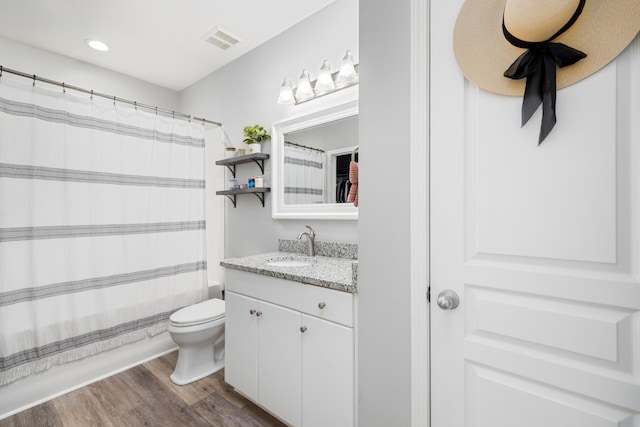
202;26;241;50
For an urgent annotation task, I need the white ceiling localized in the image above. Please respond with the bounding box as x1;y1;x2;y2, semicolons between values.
0;0;337;91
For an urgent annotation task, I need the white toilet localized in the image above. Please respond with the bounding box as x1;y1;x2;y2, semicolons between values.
168;298;226;385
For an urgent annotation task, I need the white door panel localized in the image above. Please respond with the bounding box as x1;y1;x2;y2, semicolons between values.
258;300;302;427
468;67;617;263
301;314;354;427
465;286;632;363
224;291;258;401
466;364;636;427
430;0;640;425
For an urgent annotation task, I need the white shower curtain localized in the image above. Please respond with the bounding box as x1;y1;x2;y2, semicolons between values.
283;143;325;204
0;77;208;385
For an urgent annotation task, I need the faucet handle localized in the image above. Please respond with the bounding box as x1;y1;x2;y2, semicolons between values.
305;225;315;236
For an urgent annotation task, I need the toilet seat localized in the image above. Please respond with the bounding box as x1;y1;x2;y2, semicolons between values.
170;298;225;327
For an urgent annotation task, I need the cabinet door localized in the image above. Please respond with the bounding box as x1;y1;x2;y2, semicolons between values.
258;300;302;427
224;291;259;402
301;315;354;427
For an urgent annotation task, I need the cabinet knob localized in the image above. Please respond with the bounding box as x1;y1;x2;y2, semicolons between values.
256;311;263;317
300;326;307;333
318;302;326;309
249;309;256;315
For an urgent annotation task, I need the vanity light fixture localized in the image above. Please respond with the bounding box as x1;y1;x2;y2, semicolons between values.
295;69;314;102
85;39;110;52
277;49;359;106
336;50;358;86
314;60;335;94
277;78;296;106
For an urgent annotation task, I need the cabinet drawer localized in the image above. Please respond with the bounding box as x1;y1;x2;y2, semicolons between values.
225;269;301;311
301;285;353;327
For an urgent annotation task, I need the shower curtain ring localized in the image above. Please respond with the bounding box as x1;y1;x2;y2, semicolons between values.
62;82;65;93
90;90;93;100
0;66;3;77
32;74;36;86
134;101;137;110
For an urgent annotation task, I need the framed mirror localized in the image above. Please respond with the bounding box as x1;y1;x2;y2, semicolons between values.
271;99;358;220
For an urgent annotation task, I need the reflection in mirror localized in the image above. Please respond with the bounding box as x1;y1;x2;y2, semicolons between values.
283;115;358;205
272;99;358;220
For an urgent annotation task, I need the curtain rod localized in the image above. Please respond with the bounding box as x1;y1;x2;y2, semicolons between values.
284;140;325;153
0;65;222;127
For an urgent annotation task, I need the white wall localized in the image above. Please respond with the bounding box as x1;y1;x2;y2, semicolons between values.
358;0;413;426
179;0;359;258
0;37;179;109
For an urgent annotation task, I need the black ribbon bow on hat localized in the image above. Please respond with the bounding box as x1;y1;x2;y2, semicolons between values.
502;0;587;144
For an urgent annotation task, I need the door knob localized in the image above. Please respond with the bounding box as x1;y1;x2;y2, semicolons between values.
436;290;459;310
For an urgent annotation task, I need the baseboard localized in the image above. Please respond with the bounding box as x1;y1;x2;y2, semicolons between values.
0;332;177;420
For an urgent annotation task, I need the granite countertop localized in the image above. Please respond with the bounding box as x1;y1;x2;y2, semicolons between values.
220;251;358;293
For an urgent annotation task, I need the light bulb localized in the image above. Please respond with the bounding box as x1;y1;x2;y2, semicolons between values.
277;77;296;106
295;69;314;102
315;60;335;94
336;50;358;86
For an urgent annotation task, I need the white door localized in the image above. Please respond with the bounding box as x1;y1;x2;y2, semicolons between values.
430;2;640;426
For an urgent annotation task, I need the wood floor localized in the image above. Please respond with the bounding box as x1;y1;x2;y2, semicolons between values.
0;351;287;427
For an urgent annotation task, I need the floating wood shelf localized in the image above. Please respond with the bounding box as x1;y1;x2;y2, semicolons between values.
216;187;271;208
216;153;270;208
215;153;269;178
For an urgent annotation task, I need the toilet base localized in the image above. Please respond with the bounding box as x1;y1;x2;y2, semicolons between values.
170;340;225;385
170;361;224;385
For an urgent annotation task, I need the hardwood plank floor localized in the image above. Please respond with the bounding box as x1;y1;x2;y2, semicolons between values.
0;351;287;427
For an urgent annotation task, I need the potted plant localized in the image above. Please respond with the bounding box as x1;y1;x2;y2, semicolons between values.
243;124;270;154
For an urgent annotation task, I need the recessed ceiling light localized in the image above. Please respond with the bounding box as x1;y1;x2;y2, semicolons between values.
86;39;109;52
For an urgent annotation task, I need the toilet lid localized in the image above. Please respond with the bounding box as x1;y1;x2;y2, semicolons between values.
170;298;225;325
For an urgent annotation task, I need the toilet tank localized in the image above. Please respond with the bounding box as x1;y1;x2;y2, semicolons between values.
208;280;223;299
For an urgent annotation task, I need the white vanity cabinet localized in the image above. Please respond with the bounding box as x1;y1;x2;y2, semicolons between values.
225;292;302;425
300;314;353;427
224;269;355;427
224;291;259;401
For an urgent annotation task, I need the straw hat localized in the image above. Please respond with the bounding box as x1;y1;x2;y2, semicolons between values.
453;0;640;96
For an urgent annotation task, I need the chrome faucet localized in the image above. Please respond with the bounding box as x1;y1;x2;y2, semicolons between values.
297;225;316;257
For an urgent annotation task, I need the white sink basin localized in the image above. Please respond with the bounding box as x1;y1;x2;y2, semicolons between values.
266;259;314;267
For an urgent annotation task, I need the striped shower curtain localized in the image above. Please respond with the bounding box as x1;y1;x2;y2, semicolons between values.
283;143;325;204
0;77;208;385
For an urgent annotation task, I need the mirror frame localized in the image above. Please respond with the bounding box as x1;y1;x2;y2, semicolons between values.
271;99;358;220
